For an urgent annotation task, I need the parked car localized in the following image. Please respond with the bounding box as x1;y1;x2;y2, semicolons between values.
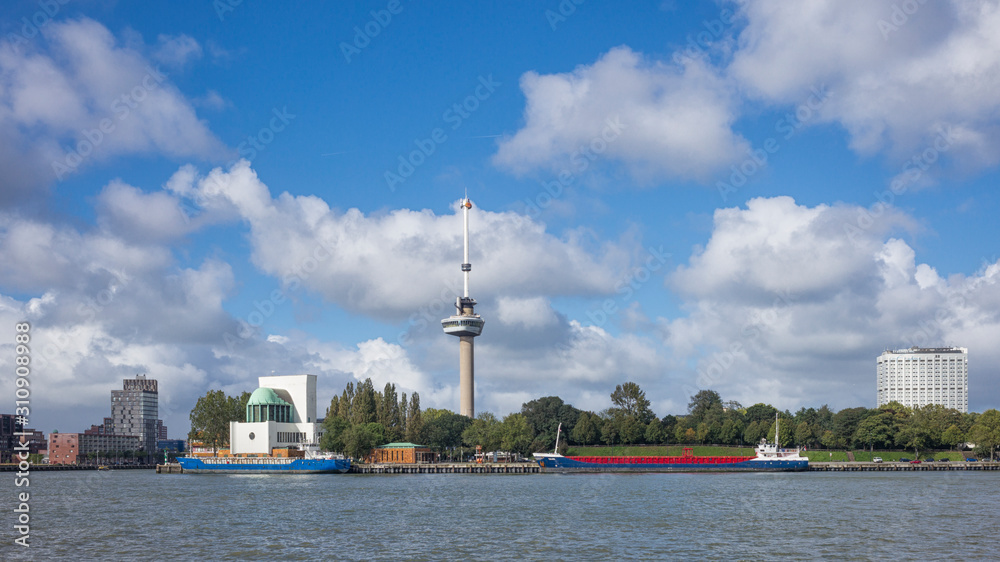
909;459;922;464
938;458;949;462
900;458;911;462
966;458;979;462
872;457;883;463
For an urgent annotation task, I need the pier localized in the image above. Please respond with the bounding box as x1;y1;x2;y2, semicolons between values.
351;462;540;474
809;461;1000;471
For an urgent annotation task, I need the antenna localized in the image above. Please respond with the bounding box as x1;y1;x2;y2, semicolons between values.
462;197;472;298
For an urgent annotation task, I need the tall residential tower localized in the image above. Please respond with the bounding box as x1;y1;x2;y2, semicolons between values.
441;197;485;418
111;374;160;456
876;346;968;412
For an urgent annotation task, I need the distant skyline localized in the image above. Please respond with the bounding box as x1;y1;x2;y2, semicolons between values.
2;1;1000;437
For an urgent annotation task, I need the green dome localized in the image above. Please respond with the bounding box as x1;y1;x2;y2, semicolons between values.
247;387;290;406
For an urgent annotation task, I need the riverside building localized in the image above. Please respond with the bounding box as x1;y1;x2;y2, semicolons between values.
876;346;968;412
111;374;161;457
228;374;322;455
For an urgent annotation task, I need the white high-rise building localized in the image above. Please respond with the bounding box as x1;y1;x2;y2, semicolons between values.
876;347;968;412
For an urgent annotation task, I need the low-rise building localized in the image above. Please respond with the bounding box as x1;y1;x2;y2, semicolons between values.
368;442;436;464
48;432;79;465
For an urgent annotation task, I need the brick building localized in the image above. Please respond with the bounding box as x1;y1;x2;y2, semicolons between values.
48;432;79;464
368;442;436;464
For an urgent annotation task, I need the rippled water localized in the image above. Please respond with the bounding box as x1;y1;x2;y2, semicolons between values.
3;469;999;560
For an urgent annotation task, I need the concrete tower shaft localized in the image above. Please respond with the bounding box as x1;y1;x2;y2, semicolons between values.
441;197;484;418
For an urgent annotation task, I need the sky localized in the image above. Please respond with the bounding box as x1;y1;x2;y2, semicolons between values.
2;0;1000;438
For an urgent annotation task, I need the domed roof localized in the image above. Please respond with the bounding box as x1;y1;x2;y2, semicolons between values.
247;387;290;406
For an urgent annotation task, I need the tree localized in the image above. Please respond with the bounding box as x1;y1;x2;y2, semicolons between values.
499;413;534;456
820;430;839;449
832;407;870;448
719;419;744;446
352;378;377;425
794;421;816;447
969;409;1000;461
611;383;655;423
378;383;402;442
405;393;423;443
853;414;893;453
570;412;600;446
520;396;582;452
745;403;778;425
320;416;350;452
687;390;723;425
462;412;502;452
342;424;379;461
942;424;964;451
189;390;235;455
743;420;766;445
645;419;665;444
896;417;933;459
421;409;472;455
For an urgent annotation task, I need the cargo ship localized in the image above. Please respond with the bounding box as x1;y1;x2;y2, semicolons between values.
534;416;808;473
176;449;350;474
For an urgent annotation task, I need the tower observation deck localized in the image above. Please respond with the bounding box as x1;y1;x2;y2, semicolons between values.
441;197;484;418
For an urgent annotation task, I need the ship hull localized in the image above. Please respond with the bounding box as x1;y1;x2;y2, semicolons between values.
535;455;807;473
176;457;350;474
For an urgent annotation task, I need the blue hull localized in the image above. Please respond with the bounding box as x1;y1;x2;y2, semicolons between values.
177;457;350;474
536;457;808;473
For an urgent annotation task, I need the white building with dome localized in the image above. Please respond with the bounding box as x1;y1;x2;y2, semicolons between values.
229;374;322;455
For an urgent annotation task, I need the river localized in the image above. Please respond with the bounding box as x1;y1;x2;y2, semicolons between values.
3;469;998;559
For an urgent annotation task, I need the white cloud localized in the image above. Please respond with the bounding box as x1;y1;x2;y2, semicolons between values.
152;34;203;68
0;18;229;200
730;0;1000;168
494;46;750;182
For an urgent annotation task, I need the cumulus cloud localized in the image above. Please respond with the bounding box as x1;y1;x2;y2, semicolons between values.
730;0;1000;168
0;18;228;203
188;160;632;321
494;46;749;182
662;196;1000;411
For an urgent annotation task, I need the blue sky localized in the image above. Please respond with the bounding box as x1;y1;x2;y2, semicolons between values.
3;0;1000;437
